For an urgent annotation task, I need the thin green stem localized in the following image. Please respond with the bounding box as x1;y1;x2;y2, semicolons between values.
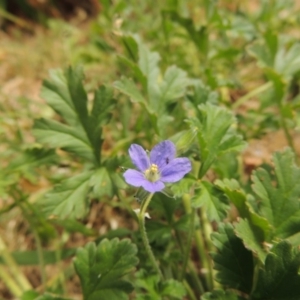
180;204;195;281
232;82;272;109
199;208;214;290
32;229;47;290
53;234;67;294
19;197;48;290
12;190;47;291
194;229;212;290
174;224;205;295
0;236;32;292
188;261;205;295
183;280;197;300
181;194;207;297
0;266;23;298
278;101;296;153
138;193;164;279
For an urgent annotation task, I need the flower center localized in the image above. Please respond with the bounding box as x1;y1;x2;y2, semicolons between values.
144;164;160;182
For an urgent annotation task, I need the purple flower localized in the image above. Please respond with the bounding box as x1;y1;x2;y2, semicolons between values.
123;140;192;193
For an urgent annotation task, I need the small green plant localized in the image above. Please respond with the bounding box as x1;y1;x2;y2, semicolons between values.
1;1;300;299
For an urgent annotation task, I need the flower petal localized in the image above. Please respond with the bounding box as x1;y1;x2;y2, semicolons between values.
129;144;150;171
160;158;191;182
123;169;147;187
150;140;176;169
142;180;165;193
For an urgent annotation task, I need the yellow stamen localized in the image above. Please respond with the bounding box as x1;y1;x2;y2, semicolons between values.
144;164;160;182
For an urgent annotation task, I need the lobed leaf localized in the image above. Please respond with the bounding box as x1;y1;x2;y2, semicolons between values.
191;181;228;222
89;167;113;198
134;269;186;300
34;67;114;165
252;148;300;240
116;36;191;123
34;118;94;161
39;171;92;219
8;147;57;171
211;223;254;294
114;77;150;109
234;219;267;262
194;103;246;177
215;178;270;261
251;241;300;300
41;69;77;125
157;65;189;105
74;238;138;300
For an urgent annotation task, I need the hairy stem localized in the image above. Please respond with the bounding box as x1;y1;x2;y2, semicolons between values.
138;193;164;279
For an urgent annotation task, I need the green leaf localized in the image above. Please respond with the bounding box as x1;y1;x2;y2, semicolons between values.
94;228;132;244
51;219;96;236
113;76;159;133
146;220;172;246
90;167;113;198
249;41;300;79
251;241;300;300
89;86;115;161
170;128;198;154
150;194;179;224
252;148;300;240
40;69;77;124
147;65;191;114
121;35;139;62
170;178;194;198
275;43;300;78
194;103;246;177
166;10;209;55
113;77;150;110
74;238;138;300
161;279;186;299
118;55;147;89
136;36;160;85
34;67;114;165
248;41;274;69
157;65;189;104
21;290;39;300
234;219;267;262
117;37;191;118
0;248;76;265
264;67;286;103
188;79;219;107
201;289;244;300
22;291;71;300
34;118;94;161
8;147;57;171
134;269;161;300
211;224;254;293
39;171;92;219
191;181;228;222
215;178;270;261
134;269;186;300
